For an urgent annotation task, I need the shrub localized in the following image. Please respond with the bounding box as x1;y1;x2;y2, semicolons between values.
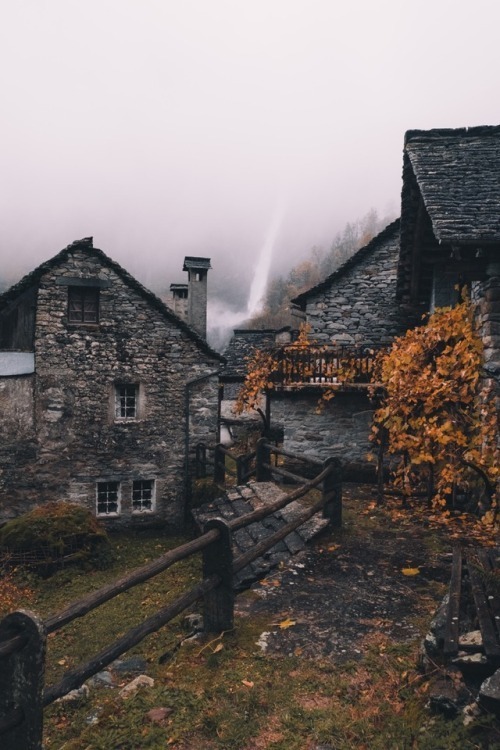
0;502;113;574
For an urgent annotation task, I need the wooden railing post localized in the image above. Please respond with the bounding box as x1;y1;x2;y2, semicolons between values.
322;457;343;527
202;519;234;632
0;610;46;750
213;443;226;484
256;439;272;482
236;455;245;485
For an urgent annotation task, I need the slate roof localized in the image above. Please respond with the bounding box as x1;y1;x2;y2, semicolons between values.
183;256;211;270
221;329;281;379
404;126;500;244
291;219;401;309
0;238;223;362
192;481;328;590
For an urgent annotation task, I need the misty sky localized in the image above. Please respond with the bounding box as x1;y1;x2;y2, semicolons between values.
2;0;500;305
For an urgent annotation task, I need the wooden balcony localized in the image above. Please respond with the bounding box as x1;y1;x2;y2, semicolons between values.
270;344;385;389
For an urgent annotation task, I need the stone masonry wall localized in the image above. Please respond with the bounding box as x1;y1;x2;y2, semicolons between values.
271;390;375;476
305;225;414;346
0;244;220;527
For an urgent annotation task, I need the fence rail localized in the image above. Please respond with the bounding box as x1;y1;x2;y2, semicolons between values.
0;442;341;750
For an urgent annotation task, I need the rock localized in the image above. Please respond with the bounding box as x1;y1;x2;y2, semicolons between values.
183;613;204;632
119;674;155;699
88;670;114;687
462;701;482;726
429;593;449;647
112;656;148;675
479;669;500;715
428;678;468;717
146;707;174;724
458;630;484;652
451;652;494;678
56;685;90;705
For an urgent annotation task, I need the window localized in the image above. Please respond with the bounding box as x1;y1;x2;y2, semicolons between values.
68;286;99;324
96;481;120;515
114;384;138;420
132;480;155;513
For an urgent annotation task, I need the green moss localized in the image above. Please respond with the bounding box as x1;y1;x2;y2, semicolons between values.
0;502;112;572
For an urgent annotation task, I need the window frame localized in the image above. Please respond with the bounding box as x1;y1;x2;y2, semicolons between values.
132;479;155;514
68;286;100;325
96;481;121;517
114;383;139;421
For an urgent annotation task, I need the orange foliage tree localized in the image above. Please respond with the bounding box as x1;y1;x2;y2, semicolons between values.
234;324;314;431
371;299;499;513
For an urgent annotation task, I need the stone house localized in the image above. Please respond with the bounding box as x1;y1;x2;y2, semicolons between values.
0;237;223;528
270;125;500;473
397;126;500;461
270;220;412;474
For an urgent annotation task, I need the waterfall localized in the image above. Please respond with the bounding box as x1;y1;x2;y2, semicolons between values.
207;202;286;351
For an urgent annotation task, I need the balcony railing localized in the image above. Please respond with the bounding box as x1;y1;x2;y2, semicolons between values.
270;344;385;387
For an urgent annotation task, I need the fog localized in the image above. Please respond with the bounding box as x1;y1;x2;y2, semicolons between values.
2;0;500;326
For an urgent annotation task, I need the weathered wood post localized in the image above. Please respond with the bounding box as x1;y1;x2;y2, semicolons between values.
236;455;245;485
195;442;207;479
0;610;46;750
202;519;234;632
322;457;342;527
213;443;226;484
256;438;272;481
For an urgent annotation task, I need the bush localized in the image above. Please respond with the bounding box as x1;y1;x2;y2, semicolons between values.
0;502;113;574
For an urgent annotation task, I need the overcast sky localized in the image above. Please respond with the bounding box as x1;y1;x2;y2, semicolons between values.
1;0;500;299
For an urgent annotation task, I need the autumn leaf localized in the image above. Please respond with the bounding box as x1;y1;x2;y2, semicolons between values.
212;643;224;653
401;568;420;576
277;617;296;629
242;679;254;688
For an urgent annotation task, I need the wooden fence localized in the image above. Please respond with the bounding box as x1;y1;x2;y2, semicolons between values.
0;442;341;750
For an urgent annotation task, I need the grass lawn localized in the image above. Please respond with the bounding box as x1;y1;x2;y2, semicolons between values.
2;495;500;749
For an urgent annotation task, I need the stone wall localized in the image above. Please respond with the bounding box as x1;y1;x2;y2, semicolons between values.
0;243;220;527
304;224;414;345
271;389;375;478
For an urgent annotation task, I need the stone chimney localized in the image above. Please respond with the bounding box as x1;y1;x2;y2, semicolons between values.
182;257;211;339
169;283;188;321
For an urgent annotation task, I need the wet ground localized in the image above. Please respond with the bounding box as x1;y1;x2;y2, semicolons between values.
235;484;452;662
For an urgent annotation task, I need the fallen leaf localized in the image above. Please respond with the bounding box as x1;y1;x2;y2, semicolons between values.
277;618;296;629
242;680;254;688
212;643;224;653
401;567;420;576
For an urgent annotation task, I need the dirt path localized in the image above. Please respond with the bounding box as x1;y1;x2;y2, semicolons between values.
235;484;451;662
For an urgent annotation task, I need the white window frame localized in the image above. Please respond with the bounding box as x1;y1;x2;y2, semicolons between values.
96;481;121;516
132;479;156;514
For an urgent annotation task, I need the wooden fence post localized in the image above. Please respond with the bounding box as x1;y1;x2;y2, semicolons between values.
256;439;272;481
322;457;343;527
202;519;234;632
213;444;226;484
0;610;46;750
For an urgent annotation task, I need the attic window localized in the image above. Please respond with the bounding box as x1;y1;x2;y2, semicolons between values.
68;286;99;324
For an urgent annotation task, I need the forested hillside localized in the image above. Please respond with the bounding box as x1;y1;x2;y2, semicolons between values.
247;208;395;329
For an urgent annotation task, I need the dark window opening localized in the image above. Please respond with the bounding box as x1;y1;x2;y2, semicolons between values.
68;287;99;323
96;481;120;515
